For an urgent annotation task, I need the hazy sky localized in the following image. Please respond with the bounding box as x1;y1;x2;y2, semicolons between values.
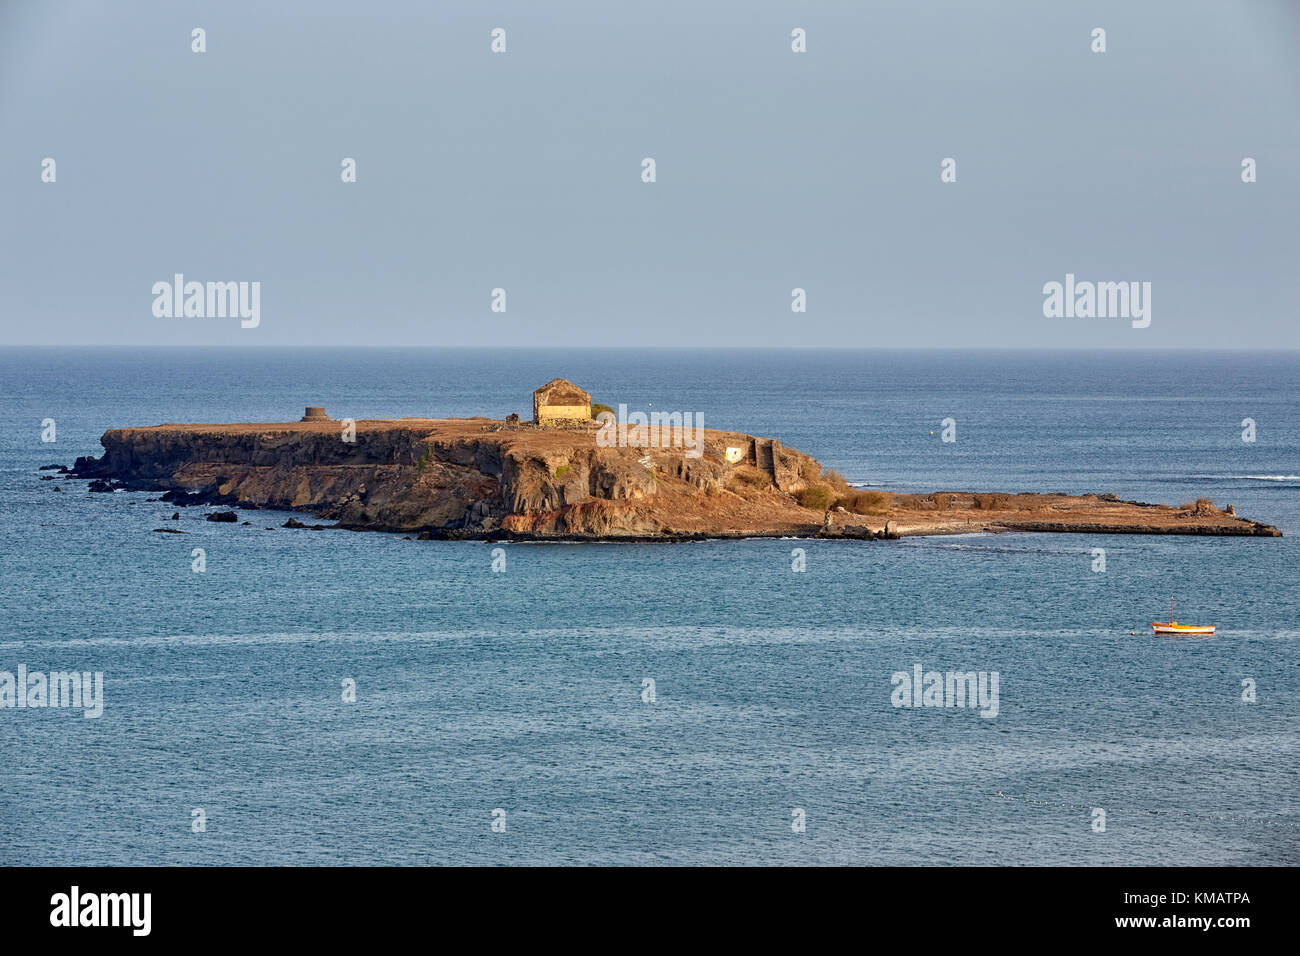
1;0;1297;348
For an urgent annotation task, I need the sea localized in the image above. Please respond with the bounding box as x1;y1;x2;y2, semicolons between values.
1;348;1296;865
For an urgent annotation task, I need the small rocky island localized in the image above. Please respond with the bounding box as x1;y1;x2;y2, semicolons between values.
61;381;1281;541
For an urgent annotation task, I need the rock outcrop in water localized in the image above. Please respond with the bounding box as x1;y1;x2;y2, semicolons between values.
66;416;1282;540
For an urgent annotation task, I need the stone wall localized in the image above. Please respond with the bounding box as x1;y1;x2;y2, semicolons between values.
537;404;590;425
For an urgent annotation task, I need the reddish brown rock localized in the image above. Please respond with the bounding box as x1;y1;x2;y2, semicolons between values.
68;417;1280;540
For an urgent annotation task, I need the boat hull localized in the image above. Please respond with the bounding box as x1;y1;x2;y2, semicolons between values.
1151;623;1215;635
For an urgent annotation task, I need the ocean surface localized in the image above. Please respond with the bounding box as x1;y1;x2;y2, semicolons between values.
1;348;1297;866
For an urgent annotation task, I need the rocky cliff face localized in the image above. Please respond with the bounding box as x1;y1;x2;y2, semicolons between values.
71;418;823;538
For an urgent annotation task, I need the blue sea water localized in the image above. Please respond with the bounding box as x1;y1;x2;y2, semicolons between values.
0;347;1297;865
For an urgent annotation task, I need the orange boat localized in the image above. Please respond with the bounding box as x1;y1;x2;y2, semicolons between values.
1151;598;1215;635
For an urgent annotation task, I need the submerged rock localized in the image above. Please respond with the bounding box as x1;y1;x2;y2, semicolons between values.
282;518;333;530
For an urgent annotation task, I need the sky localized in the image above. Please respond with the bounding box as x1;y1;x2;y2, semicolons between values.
1;0;1298;348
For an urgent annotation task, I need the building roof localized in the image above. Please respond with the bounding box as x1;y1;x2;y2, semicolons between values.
533;378;591;405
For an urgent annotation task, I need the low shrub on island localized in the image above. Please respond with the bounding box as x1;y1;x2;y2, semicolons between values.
794;468;891;515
